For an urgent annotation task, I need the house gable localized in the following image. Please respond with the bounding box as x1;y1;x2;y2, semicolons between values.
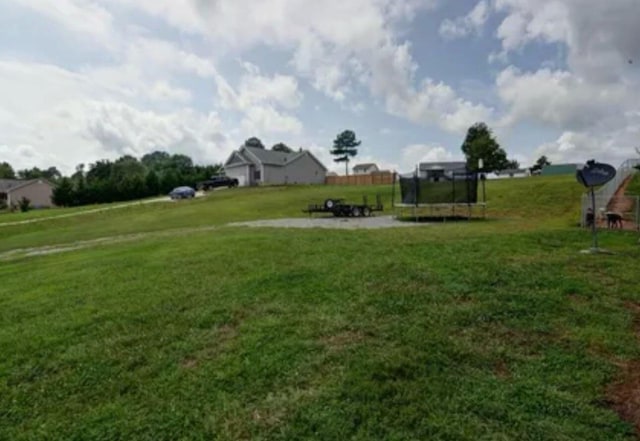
287;151;328;171
225;151;250;166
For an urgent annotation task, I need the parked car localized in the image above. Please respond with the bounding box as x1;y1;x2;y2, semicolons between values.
197;175;239;191
169;186;196;199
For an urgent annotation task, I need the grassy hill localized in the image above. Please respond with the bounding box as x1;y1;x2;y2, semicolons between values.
2;176;640;440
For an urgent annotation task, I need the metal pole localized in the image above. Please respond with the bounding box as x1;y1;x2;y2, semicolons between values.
391;171;396;217
590;187;598;250
636;195;639;231
482;175;486;204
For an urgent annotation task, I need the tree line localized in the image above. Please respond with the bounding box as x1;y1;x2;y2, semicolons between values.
1;152;222;207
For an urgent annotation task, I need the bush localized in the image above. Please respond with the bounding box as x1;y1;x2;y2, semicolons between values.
0;199;7;211
18;197;31;212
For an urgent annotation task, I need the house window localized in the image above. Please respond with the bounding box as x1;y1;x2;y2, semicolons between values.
254;170;261;181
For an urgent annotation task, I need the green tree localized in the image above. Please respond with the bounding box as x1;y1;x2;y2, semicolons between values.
145;169;161;196
244;137;265;149
52;177;75;206
17;166;61;181
505;159;520;169
141;151;171;170
330;130;360;175
530;155;551;174
17;167;43;180
272;143;293;153
461;123;510;172
0;162;16;179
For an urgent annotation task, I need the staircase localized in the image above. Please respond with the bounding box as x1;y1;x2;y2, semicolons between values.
580;158;640;227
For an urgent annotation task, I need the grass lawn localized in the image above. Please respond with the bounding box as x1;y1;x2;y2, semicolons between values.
2;175;640;440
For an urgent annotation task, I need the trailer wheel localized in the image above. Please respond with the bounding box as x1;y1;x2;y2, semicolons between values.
362;207;371;217
351;206;362;217
324;199;336;210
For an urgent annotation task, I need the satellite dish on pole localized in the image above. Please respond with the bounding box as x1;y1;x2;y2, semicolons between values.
576;160;616;254
576;161;616;188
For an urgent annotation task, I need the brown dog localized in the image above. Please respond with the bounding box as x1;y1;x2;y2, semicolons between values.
606;212;623;229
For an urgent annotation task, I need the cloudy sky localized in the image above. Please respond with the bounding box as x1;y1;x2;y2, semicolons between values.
1;0;639;174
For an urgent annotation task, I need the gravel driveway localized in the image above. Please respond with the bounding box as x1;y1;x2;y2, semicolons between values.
228;215;428;230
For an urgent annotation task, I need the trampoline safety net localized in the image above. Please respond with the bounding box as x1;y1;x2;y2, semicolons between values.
399;171;479;205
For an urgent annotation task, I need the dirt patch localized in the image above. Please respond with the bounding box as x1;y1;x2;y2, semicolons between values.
320;330;366;352
228;215;430;230
607;361;640;435
181;357;199;369
181;322;240;369
606;302;640;435
494;360;511;379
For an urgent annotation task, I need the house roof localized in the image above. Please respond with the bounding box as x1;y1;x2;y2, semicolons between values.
243;146;298;165
0;179;51;193
224;146;327;171
353;163;378;170
419;161;467;171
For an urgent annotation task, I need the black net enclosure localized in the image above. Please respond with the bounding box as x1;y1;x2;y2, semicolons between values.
399;170;479;205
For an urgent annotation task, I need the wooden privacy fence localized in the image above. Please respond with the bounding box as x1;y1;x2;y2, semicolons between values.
326;171;395;186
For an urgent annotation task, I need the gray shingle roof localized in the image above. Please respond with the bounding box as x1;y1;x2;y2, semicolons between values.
244;146;300;165
0;179;29;192
0;179;53;193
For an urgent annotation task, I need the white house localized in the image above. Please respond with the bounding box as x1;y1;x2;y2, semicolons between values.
418;161;467;181
223;146;327;186
486;169;531;180
0;179;55;209
352;163;379;175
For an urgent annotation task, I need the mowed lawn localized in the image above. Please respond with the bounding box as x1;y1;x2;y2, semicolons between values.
2;175;640;440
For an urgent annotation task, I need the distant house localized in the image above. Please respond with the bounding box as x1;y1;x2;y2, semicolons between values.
352;163;379;175
487;168;531;179
541;164;580;176
223;146;327;186
419;161;467;181
0;179;55;209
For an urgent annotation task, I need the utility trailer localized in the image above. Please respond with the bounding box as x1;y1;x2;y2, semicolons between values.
304;194;384;217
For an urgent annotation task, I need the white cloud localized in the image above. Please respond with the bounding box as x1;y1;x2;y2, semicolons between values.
12;0;115;46
496;66;629;129
213;63;304;135
104;0;482;134
0;60;231;173
401;144;458;169
493;0;640;83
439;1;489;40
491;1;640;165
148;81;192;103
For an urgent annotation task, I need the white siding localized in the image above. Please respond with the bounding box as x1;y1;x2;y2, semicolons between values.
224;164;250;187
263;164;286;185
282;153;326;185
8;181;55;208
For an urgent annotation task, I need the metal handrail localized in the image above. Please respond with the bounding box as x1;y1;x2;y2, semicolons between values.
580;158;640;227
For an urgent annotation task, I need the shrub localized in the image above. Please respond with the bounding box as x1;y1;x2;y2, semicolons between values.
18;196;31;212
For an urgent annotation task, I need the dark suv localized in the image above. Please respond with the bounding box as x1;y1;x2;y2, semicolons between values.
198;175;239;191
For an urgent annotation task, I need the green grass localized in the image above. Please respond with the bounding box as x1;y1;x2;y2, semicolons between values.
2;176;639;440
0;176;583;253
626;172;640;196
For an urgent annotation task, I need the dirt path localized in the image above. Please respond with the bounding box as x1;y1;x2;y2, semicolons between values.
0;216;427;261
0;192;206;228
0;225;218;261
598;175;638;231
